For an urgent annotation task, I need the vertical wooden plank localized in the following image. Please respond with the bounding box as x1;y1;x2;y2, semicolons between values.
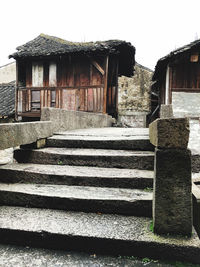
100;87;104;112
62;89;67;109
47;90;51;107
97;88;100;112
28;89;31;111
93;88;97;112
80;60;90;86
112;87;115;106
22;90;26;112
63;90;76;111
45;90;48;108
61;59;67;87
115;59;119;115
58;89;60;108
15;61;19;119
197;64;200;88
169;67;172;104
43;61;49;87
79;89;85;111
74;62;80;87
18;90;22;113
88;88;93;112
55;89;59;108
103;56;109;113
26;62;32;87
32;62;43;87
76;89;79;111
60;89;63;108
89;63;93;85
49;62;57;87
108;86;112;107
85;89;88;111
40;90;44;109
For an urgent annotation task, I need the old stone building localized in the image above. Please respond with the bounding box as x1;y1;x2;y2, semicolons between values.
118;62;153;127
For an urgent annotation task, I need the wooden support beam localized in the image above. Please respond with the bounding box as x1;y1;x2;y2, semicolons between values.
115;60;119;114
91;60;105;76
169;67;172;104
103;56;109;114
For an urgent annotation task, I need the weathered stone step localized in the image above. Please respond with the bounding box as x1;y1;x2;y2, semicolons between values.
14;148;154;170
47;134;154;151
0;206;199;263
54;127;150;137
0;184;152;216
0;163;154;189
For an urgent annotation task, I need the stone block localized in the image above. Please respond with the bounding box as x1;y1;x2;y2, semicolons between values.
160;104;173;118
149;118;189;148
0;121;53;150
153;148;192;236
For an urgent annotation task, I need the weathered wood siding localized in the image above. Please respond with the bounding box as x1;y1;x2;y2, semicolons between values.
172;62;200;91
17;55;118;118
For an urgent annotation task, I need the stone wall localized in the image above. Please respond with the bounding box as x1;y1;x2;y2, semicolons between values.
118;62;153;127
41;108;114;132
0;62;16;84
172;92;200;118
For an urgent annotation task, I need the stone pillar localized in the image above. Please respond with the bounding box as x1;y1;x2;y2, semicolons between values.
149;118;192;236
160;104;173;118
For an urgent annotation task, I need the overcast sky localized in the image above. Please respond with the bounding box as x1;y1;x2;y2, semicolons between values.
1;0;200;70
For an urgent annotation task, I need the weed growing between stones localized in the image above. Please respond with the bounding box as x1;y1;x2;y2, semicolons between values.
150;221;154;232
118;255;200;266
57;160;63;165
144;187;153;192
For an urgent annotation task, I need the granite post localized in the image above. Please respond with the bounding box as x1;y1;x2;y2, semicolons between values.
149;118;192;236
160;104;173;118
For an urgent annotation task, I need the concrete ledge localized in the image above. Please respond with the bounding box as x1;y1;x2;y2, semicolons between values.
41;108;114;132
0;121;53;150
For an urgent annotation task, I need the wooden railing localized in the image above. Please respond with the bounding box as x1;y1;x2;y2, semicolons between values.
17;86;104;117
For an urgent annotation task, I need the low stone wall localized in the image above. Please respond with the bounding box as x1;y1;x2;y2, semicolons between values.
118;111;147;128
41;108;114;132
0;121;53;150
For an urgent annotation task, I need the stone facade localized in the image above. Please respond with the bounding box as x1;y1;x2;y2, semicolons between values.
0;62;16;84
118;62;153;127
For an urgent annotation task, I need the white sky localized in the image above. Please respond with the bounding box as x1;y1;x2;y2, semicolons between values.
1;0;200;70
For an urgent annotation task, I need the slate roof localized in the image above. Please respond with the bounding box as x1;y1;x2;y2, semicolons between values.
0;81;15;117
153;38;200;81
9;34;135;77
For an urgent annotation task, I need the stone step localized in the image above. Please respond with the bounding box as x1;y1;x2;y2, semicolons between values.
0;163;154;189
0;184;152;216
54;127;150;137
47;134;154;151
14;148;154;170
0;206;199;263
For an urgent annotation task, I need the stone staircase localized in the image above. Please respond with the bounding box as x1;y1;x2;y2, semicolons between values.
0;128;199;263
